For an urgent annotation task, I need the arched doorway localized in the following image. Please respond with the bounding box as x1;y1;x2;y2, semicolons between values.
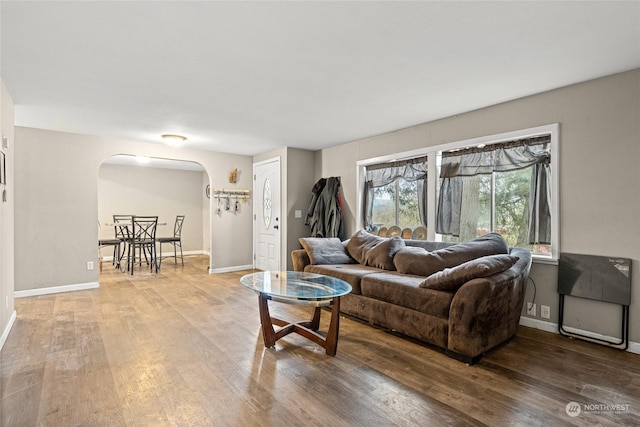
97;155;211;276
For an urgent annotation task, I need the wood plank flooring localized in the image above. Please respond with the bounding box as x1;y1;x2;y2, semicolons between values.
1;255;639;426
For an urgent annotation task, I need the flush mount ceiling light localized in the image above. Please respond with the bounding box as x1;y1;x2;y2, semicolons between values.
161;134;187;145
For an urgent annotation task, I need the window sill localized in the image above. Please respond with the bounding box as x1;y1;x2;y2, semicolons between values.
532;255;558;266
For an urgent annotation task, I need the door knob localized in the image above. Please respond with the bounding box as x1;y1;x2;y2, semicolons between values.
274;225;279;229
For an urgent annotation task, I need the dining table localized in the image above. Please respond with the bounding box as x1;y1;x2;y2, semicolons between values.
99;219;168;274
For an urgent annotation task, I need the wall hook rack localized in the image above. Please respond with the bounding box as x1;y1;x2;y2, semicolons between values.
212;188;251;203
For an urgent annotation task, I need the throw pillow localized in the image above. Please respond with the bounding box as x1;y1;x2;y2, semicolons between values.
364;236;405;270
299;237;354;265
394;232;510;277
419;254;519;291
346;229;385;264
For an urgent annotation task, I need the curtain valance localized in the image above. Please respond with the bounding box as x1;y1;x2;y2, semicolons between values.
366;156;428;187
440;136;550;178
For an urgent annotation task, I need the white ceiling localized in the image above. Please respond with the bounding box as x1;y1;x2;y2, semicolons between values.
2;1;639;157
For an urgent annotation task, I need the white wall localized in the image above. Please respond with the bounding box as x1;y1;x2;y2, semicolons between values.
0;80;16;349
318;70;640;344
14;128;254;293
98;163;206;258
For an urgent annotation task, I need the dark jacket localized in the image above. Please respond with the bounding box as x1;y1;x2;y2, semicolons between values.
305;177;344;239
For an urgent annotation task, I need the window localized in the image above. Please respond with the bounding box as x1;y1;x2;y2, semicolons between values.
363;156;427;232
358;123;558;260
371;179;422;229
436;135;552;256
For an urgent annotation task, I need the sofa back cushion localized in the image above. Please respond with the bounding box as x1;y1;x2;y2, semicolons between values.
404;240;452;252
346;229;405;270
419;254;519;291
346;230;384;264
364;236;405;270
393;233;510;277
299;237;354;265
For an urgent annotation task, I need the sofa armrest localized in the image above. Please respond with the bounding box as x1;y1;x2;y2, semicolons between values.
291;249;310;271
447;251;531;359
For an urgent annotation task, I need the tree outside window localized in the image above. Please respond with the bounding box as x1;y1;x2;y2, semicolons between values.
372;179;422;229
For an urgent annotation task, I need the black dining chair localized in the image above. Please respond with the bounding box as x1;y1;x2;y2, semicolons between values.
113;215;133;271
157;215;185;267
128;216;159;275
98;220;123;270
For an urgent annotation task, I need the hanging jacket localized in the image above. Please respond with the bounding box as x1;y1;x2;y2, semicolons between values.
305;178;326;235
305;177;343;239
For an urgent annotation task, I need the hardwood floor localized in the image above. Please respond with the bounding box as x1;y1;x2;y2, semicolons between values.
1;255;639;426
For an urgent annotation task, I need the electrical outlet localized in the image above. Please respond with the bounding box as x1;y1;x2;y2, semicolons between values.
526;303;536;316
87;261;94;271
541;305;551;319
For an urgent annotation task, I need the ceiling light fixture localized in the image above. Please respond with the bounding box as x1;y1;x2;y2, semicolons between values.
161;134;187;145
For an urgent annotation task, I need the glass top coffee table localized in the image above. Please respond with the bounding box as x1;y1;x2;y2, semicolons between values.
240;271;352;356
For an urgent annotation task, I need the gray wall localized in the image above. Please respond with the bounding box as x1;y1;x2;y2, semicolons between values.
317;69;640;344
0;81;15;347
14;127;253;292
285;148;317;270
98;163;205;257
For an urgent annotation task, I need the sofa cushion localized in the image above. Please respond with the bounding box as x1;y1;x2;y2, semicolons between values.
364;236;405;270
393;233;509;277
404;240;452;252
346;229;385;264
304;263;383;295
299;237;354;265
419;254;519;291
360;272;455;319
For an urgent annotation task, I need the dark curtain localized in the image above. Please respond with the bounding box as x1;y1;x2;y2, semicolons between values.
362;156;427;230
436;136;551;244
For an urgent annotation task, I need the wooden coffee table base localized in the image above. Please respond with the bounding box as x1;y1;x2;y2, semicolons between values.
258;293;342;356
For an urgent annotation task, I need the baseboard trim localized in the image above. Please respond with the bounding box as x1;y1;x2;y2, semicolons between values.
209;264;253;274
519;316;640;355
0;310;17;352
14;281;100;298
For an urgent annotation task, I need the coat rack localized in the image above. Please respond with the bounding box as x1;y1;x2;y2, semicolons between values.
212;188;251;215
212;188;251;199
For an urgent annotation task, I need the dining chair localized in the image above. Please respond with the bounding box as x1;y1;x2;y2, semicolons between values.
157;215;185;267
113;215;133;271
127;215;159;275
98;220;123;270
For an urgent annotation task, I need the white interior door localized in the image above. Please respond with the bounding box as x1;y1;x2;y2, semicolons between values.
254;158;281;271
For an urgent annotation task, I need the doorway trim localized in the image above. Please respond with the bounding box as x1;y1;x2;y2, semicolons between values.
253;157;282;271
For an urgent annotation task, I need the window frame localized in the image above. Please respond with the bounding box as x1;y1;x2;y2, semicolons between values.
357;123;559;263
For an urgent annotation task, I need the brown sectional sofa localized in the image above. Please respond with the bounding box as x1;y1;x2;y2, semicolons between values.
291;231;532;363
